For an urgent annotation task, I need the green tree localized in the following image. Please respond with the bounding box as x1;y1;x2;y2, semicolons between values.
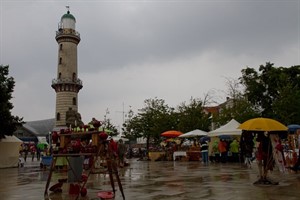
123;98;175;151
240;62;300;124
0;65;23;139
215;78;260;125
176;97;211;132
121;108;136;140
104;118;119;136
272;82;300;124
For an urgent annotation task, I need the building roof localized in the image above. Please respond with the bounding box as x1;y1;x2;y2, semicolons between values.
23;118;55;136
203;106;220;114
61;11;76;22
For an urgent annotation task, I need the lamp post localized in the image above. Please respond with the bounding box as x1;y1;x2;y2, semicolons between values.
48;132;51;146
48;131;52;155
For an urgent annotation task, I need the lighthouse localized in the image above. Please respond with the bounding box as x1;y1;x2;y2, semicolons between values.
51;9;83;128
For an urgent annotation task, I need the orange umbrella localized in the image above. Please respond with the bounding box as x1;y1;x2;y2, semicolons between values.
161;130;183;138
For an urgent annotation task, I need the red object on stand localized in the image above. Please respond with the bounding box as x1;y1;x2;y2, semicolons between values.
69;183;80;195
97;191;115;199
52;131;59;144
81;187;87;197
99;132;108;140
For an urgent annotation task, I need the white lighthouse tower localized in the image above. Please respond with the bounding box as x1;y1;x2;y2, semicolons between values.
51;9;83;128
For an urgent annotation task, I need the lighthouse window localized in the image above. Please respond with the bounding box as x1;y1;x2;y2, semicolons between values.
73;97;76;105
60;44;63;50
59;57;62;64
56;113;61;121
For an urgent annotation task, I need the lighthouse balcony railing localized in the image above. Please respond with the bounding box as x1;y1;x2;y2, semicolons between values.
56;30;80;38
52;78;82;86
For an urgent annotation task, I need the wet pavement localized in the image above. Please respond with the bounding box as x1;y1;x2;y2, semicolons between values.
1;159;300;200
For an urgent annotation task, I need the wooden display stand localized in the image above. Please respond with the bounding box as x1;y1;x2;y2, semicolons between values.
187;147;201;161
148;152;165;161
59;131;100;148
44;130;125;200
187;151;201;161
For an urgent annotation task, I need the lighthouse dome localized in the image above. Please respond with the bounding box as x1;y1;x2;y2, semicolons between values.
61;11;76;22
60;11;76;30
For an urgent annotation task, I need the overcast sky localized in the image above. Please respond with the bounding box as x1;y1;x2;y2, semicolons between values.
1;0;299;130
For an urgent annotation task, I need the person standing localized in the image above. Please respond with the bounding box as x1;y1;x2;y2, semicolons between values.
240;132;255;167
254;131;278;184
218;139;227;163
24;145;29;162
211;140;220;162
290;154;300;171
31;145;36;162
118;139;126;167
230;139;239;163
200;140;209;164
108;136;118;159
36;147;41;161
290;130;300;172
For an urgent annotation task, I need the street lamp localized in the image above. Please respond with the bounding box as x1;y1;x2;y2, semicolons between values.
48;132;52;147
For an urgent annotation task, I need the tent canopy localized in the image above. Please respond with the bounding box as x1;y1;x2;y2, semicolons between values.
38;136;49;144
1;135;23;143
112;135;129;142
0;135;23;168
208;119;242;137
179;129;208;138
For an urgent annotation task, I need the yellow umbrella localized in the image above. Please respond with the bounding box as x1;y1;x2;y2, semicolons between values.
238;117;287;132
239;117;287;185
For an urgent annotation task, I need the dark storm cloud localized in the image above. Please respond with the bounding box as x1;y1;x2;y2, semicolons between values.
1;0;299;125
76;1;299;71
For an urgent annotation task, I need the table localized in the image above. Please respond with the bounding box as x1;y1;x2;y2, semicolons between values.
41;156;53;167
44;153;93;196
173;151;187;161
148;152;165;161
187;151;200;161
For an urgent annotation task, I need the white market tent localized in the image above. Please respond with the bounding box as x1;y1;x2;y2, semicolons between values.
179;129;208;138
208;119;242;137
37;136;49;145
0;135;23;168
112;136;129;142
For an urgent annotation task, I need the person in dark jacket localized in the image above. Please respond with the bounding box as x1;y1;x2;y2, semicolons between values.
201;141;209;164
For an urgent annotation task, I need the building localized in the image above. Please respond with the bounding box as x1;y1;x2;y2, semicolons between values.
203;97;234;130
51;9;83;128
14;119;55;144
14;10;83;143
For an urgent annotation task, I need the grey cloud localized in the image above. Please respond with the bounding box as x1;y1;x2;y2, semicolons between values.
74;1;299;72
1;1;299;124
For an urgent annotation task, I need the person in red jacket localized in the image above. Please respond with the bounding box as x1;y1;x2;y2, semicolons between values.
218;139;227;163
108;136;118;158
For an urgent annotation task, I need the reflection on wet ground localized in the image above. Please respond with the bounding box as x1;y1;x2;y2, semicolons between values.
0;159;300;200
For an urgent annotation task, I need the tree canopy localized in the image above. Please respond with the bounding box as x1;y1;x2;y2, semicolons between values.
123;63;300;148
0;65;23;139
122;98;175;149
214;78;260;125
176;97;211;132
240;62;300;124
123;97;212;151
